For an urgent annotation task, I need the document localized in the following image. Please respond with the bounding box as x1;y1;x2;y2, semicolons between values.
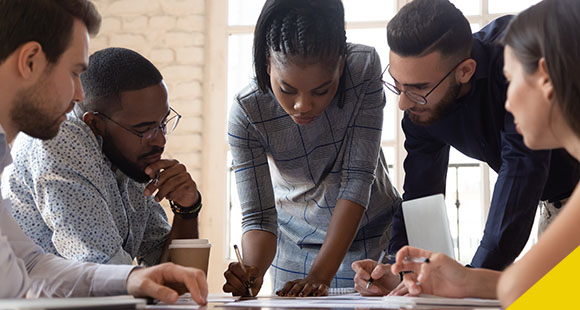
382;295;501;308
220;294;500;309
145;293;239;309
220;295;392;309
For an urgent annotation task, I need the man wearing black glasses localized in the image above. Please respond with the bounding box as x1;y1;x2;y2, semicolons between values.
352;0;580;296
2;47;202;267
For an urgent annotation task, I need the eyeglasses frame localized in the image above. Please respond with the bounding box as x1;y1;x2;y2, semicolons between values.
382;57;471;105
94;107;182;144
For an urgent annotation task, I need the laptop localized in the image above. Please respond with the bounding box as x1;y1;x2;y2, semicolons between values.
402;194;456;259
0;296;146;310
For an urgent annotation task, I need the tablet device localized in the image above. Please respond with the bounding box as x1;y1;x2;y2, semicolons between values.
402;194;456;259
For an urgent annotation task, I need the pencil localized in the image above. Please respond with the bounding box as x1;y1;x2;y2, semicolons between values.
233;244;254;297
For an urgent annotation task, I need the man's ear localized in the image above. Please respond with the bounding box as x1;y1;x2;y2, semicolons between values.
16;42;46;80
82;112;105;137
537;58;554;101
456;58;477;84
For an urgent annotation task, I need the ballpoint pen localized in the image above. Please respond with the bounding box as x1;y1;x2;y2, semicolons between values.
153;171;160;186
366;250;387;289
366;252;430;289
233;244;254;297
387;254;430;264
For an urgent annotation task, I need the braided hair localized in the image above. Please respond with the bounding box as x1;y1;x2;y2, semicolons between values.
254;0;347;99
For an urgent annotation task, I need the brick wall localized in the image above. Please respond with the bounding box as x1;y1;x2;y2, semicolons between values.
90;0;206;186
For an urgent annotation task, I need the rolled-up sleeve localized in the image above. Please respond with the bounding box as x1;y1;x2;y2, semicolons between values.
228;97;278;236
338;49;386;208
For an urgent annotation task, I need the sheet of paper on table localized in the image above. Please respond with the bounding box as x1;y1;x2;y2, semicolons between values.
146;293;239;309
220;294;501;309
146;292;501;309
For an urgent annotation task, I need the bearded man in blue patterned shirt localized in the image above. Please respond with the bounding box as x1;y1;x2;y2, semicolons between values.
2;47;202;266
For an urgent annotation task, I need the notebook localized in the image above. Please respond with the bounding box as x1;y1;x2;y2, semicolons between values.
0;296;146;310
402;194;456;259
328;287;356;295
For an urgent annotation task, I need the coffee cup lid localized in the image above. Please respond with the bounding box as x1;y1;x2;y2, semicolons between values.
171;239;209;245
169;243;211;249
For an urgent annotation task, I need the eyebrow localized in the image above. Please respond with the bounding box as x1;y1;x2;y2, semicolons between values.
389;70;430;89
131;110;171;129
75;63;88;72
280;79;333;91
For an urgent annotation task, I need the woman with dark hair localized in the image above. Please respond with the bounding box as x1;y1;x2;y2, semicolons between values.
352;0;580;307
223;0;400;297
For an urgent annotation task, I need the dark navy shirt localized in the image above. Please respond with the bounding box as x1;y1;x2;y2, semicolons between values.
388;16;580;270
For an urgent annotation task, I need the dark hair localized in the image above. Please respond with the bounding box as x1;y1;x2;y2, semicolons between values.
0;0;101;65
253;0;347;93
387;0;472;62
503;0;580;136
78;47;163;115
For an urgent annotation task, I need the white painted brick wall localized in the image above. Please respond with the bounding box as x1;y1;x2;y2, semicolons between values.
90;0;205;192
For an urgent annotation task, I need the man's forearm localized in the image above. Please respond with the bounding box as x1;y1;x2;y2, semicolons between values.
169;216;199;239
387;200;408;258
160;216;199;262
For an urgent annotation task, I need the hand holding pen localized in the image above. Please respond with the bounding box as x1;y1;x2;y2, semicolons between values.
234;245;254;297
144;159;200;208
365;251;430;289
390;246;472;298
223;245;262;297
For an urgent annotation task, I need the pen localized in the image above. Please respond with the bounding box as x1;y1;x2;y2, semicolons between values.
366;253;430;289
386;254;430;264
233;244;254;297
366;250;387;289
153;171;160;186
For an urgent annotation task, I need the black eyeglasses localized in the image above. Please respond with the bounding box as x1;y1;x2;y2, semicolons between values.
95;107;181;144
382;58;470;105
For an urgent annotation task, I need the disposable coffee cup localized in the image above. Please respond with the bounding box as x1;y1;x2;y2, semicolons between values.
169;239;211;275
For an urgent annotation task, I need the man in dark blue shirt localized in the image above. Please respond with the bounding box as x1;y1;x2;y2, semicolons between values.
385;0;580;270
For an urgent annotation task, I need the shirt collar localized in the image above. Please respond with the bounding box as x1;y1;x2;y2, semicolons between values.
470;38;490;82
0;124;12;173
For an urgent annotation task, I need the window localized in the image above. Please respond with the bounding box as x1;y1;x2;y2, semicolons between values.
211;0;543;292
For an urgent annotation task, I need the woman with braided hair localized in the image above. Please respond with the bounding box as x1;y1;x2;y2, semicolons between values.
223;0;400;297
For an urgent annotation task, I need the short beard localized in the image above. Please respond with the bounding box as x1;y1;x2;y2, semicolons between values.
101;131;163;183
11;76;65;140
407;79;462;126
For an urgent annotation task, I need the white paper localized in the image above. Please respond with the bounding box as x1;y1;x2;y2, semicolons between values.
220;295;394;309
219;294;500;309
382;295;501;308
